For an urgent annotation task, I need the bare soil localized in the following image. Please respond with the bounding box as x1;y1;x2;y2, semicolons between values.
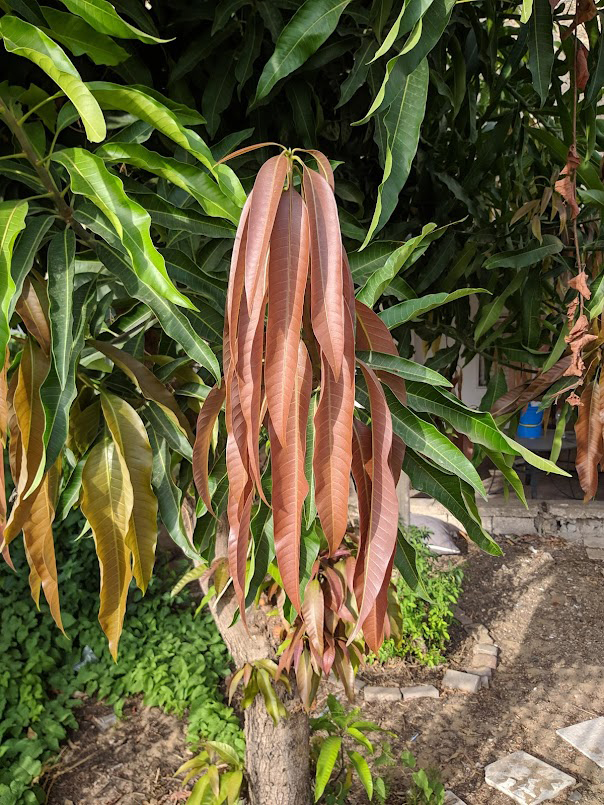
43;700;193;804
353;534;604;804
44;534;604;804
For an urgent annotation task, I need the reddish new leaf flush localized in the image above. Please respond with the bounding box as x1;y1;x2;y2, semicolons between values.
194;146;402;706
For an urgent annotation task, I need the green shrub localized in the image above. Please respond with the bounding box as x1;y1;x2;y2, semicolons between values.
0;516;243;805
374;527;463;667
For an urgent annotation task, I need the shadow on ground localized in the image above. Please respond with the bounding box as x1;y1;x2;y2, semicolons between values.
355;533;604;805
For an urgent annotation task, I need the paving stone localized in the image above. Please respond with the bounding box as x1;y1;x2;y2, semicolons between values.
442;669;481;693
466;664;493;679
401;684;440;701
354;677;366;693
464;668;490;689
464;623;493;643
444;793;467;805
475;642;498;656
472;651;498;670
363;685;401;703
556;717;604;768
586;547;604;561
485;751;575;804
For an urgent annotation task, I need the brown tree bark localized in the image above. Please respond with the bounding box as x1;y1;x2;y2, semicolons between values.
200;514;312;805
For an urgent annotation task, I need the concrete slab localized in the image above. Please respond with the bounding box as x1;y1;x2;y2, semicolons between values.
485;751;575;804
363;685;401;703
557;717;604;768
401;684;440;701
444;792;467;805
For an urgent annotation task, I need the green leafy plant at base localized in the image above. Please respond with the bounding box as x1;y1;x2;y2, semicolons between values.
0;518;243;805
176;741;244;805
401;750;445;805
311;694;395;804
374;527;463;667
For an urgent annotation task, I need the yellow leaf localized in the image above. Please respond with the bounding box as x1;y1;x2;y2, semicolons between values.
5;340;49;540
81;439;133;659
24;540;41;608
101;392;158;593
15;277;51;355
22;462;63;631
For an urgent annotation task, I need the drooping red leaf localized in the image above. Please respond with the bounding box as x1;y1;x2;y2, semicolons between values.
244;154;288;311
237;284;267;497
351;419;372;581
314;312;354;555
304;167;345;380
269;341;312;613
303;149;334;190
301;578;324;657
355;300;397;355
575;379;602;501
225;366;251;620
226;193;252;372
218;142;283;164
362;550;395;654
265;187;310;445
389;432;406;487
349;362;398;643
192;384;226;512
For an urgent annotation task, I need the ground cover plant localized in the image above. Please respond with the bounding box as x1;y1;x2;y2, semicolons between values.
0;521;243;805
372;526;463;667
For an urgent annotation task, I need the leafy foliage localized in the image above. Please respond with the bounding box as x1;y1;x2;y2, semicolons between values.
372;526;463;667
0;0;595;721
311;693;393;804
0;524;243;804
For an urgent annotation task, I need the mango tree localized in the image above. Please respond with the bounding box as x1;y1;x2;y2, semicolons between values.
0;0;571;801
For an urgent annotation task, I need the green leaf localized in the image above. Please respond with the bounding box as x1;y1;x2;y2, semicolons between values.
527;0;553;106
336;38;376;108
379;288;487;329
51;148;193;309
96;142;240;223
382;387;487;498
10;214;54;317
202;53;237;138
520;0;534;23
93;241;221;382
402;448;502;555
46;229;75;389
0;16;106;142
404;382;518;456
41;283;95;466
528;128;604;191
474;273;523;341
137;193;236;239
347;750;373;800
349;240;399;284
148;430;199;562
483;448;527;507
356;351;451;387
361;58;429;246
254;0;352;104
0;200;28;364
56;0;170;43
484;235;563;270
356;222;438;306
40;6;129;65
143;400;193;462
395;528;430;601
314;735;342;801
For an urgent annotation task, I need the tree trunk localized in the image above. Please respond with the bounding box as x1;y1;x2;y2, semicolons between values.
200;515;312;805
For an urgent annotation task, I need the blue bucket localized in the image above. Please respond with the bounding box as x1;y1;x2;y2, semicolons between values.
517;401;543;439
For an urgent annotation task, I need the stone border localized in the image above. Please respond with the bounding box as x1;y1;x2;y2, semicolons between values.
359;607;499;703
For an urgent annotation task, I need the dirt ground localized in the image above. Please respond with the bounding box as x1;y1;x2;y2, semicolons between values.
43;533;604;804
353;534;604;804
43;702;192;804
